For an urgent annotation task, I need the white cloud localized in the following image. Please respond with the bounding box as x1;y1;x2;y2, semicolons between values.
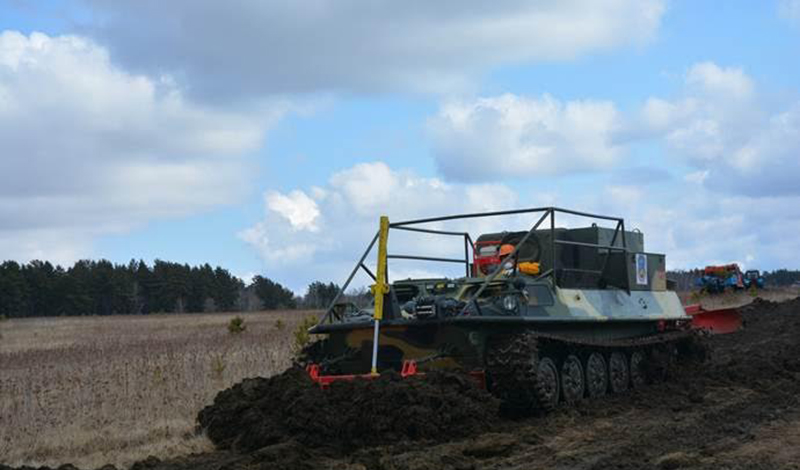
266;190;321;232
328;162;404;217
81;0;666;100
238;221;320;265
641;61;800;197
0;229;91;268
686;62;754;99
666;118;724;161
242;160;800;291
428;94;623;181
574;182;800;273
240;161;524;289
642;97;686;131
0;31;279;262
683;170;709;185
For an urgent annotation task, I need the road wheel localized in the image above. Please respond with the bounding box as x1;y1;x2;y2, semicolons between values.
561;354;585;404
609;351;629;394
585;352;608;398
535;357;560;410
630;350;646;388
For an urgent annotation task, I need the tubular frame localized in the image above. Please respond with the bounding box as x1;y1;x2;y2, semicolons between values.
320;207;630;323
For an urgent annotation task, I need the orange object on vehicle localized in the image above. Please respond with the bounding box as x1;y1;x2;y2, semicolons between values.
518;261;540;275
499;244;515;257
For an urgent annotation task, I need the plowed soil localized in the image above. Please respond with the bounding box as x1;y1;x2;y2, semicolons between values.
196;368;499;452
4;296;800;470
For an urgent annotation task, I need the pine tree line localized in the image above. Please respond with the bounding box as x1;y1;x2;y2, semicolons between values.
0;259;313;318
4;259;798;319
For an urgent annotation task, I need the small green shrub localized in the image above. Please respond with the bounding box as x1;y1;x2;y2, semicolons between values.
293;315;318;352
210;353;226;378
151;365;166;385
228;316;246;334
274;319;285;330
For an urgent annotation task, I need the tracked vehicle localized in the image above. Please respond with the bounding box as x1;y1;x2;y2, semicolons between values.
305;207;733;411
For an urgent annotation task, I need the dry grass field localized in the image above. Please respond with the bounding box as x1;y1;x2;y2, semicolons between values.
677;285;800;309
0;310;317;468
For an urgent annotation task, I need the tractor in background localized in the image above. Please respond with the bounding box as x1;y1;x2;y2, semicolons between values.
696;264;744;294
743;270;766;290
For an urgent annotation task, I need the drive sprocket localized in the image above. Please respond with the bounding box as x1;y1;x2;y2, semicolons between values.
486;333;554;414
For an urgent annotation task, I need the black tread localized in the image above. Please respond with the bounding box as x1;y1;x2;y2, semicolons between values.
486;333;540;414
485;328;702;413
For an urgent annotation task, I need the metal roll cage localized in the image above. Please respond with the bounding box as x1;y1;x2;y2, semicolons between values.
320;207;631;324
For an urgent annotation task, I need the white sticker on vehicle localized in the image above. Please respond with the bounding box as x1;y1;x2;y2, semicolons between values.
636;253;648;286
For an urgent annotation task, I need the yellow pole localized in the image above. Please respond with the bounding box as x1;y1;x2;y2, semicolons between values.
370;215;390;375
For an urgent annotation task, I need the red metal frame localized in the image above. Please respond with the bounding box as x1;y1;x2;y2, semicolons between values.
305;364;375;390
400;359;418;377
306;360;487;390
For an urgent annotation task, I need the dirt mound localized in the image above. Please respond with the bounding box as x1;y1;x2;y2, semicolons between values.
197;367;499;453
709;295;800;387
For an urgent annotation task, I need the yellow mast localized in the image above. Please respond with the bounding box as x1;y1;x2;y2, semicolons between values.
369;215;390;375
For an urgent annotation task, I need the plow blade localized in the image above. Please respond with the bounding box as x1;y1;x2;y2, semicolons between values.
685;304;742;334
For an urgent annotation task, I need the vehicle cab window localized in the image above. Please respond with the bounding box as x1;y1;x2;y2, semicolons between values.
525;284;554;307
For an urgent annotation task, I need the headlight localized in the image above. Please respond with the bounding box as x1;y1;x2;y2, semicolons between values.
503;294;518;311
468;331;481;345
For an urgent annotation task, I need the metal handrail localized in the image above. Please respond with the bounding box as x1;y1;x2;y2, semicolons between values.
391;225;469;237
321;231;379;324
390;206;622;227
321;207;630;323
387;254;467;264
553;239;627;251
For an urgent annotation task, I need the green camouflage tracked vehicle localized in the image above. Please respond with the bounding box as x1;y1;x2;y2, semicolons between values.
304;207;726;412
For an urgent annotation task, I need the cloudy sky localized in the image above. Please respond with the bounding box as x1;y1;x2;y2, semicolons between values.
1;0;799;292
